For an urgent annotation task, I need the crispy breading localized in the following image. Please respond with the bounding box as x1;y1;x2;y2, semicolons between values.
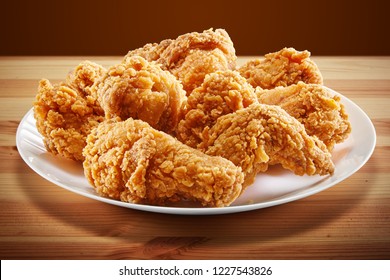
239;47;323;89
256;82;351;149
201;103;335;187
34;61;106;161
158;28;236;70
168;48;233;94
123;39;173;62
176;70;258;148
158;28;237;94
95;56;186;134
83;118;244;207
123;28;237;94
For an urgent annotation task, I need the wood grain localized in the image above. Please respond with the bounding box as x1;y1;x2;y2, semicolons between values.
0;56;389;260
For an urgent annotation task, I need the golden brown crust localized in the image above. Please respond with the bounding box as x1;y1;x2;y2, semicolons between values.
168;48;232;94
176;70;257;148
201;103;335;187
256;82;351;149
34;61;106;161
83;118;244;207
95;56;186;134
158;28;236;69
239;47;323;89
123;39;173;62
123;28;237;94
159;28;237;94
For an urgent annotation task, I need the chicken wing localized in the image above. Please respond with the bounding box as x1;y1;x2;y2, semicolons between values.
239;47;323;89
201;103;335;187
256;82;351;149
95;55;186;134
83;118;244;207
34;61;106;161
176;70;257;148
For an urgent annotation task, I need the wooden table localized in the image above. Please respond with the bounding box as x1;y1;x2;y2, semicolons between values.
0;56;389;260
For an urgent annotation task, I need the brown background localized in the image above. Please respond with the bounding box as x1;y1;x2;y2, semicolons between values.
1;0;389;56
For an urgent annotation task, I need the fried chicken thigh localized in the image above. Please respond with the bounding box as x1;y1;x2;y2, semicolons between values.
95;56;186;134
257;82;351;149
239;47;323;89
83;118;244;207
176;70;257;148
201;103;335;187
34;61;106;161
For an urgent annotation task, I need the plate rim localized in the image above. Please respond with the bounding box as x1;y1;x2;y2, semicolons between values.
16;89;376;215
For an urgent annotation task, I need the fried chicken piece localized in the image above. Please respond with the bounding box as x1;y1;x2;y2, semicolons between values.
239;47;323;89
34;61;106;161
176;70;258;148
65;60;106;109
83;118;244;207
256;82;351;150
124;28;237;94
123;39;173;62
168;48;234;95
159;28;237;94
95;56;186;134
201;103;335;187
159;29;236;68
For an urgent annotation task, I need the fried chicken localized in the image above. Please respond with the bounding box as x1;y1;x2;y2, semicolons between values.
160;28;237;94
200;103;335;187
176;70;258;148
83;118;244;207
159;29;236;68
239;47;323;89
167;48;234;95
124;28;237;94
256;82;351;150
95;55;186;134
65;60;106;106
176;70;334;187
30;27;355;209
124;39;173;62
34;61;106;161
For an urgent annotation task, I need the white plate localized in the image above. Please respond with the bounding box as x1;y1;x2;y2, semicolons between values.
16;88;376;215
